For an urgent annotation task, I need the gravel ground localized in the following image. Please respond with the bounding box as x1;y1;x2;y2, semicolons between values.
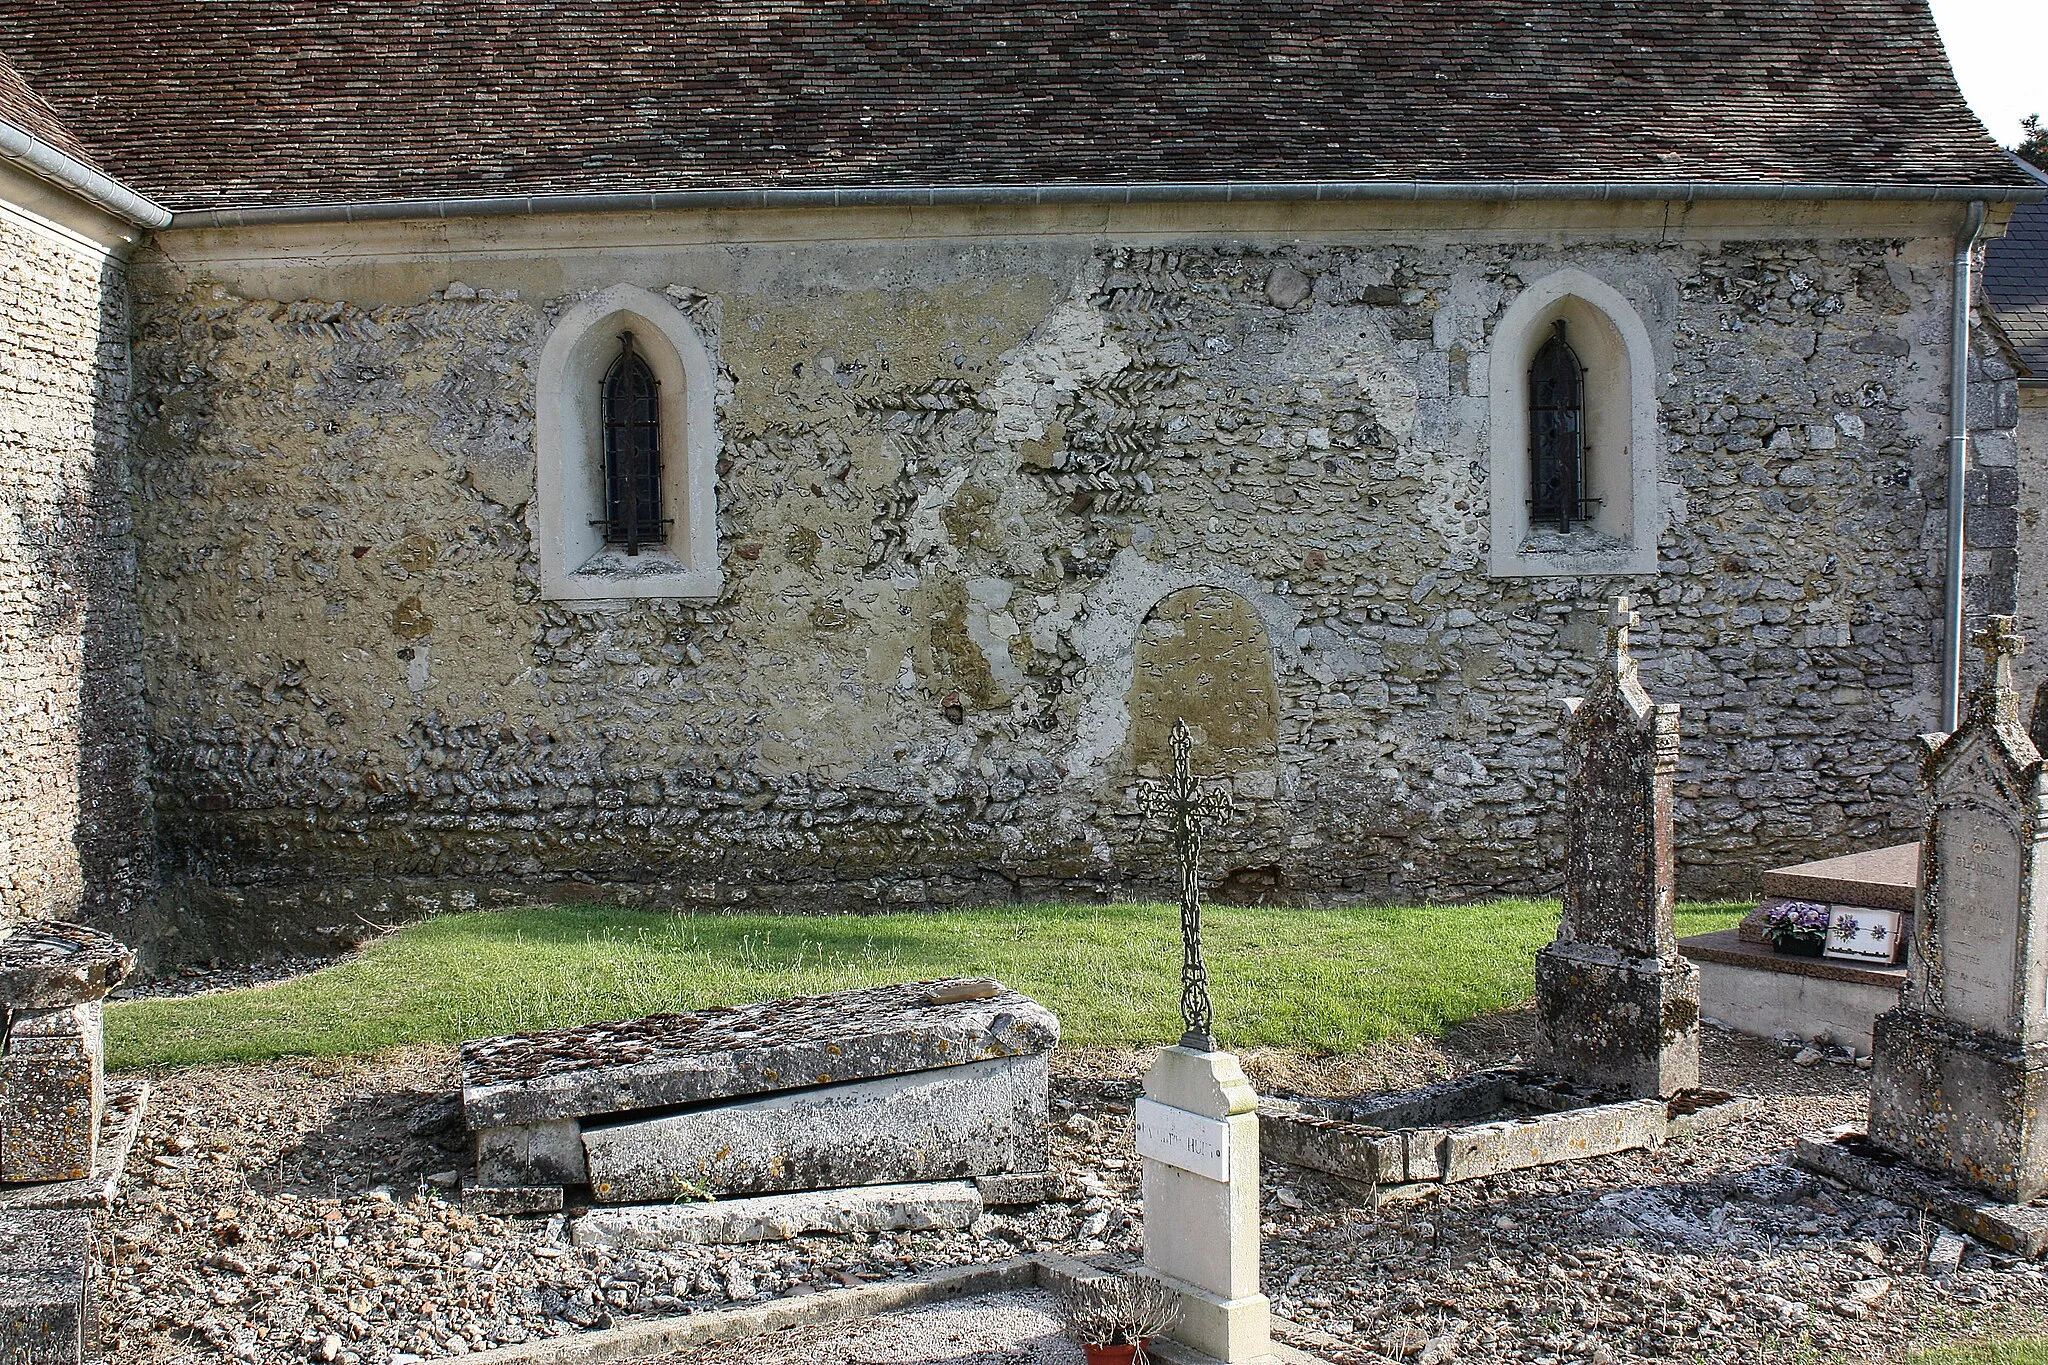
106;1013;2048;1365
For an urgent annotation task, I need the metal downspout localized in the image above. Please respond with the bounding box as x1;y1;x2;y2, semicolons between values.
1941;199;1988;731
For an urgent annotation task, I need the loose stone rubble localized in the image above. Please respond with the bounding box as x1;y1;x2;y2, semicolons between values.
102;1026;2048;1365
462;980;1058;1212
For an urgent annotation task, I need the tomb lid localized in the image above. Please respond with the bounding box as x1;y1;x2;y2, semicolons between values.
0;921;136;1008
1759;843;1920;913
460;979;1059;1130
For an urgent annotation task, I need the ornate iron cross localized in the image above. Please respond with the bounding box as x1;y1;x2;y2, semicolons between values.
1137;718;1238;1052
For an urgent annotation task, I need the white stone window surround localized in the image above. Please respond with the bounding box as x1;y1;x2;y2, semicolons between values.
536;283;721;602
1487;267;1661;578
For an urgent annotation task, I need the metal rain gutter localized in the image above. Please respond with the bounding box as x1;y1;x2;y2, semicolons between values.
165;178;2045;230
0;118;170;229
1941;199;1990;732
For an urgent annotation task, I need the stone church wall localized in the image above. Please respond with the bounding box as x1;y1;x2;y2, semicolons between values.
0;200;152;927
124;212;2020;938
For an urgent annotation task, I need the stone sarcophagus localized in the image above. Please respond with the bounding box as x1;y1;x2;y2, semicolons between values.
1536;597;1701;1099
461;979;1058;1212
1866;619;2048;1206
1;923;135;1185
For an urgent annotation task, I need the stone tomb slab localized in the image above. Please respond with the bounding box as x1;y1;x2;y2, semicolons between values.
1796;1128;2048;1257
1759;843;1921;913
0;1209;92;1365
1260;1068;1751;1193
582;1053;1049;1201
461;978;1058;1130
462;980;1058;1207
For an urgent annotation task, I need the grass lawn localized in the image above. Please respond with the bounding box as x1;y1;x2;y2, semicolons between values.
106;899;1748;1072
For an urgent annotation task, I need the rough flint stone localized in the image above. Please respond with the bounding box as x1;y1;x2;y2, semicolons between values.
461;980;1059;1129
0;1210;91;1365
581;1053;1049;1202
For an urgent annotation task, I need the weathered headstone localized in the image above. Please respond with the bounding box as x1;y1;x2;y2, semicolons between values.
462;979;1058;1213
1535;596;1701;1098
1865;617;2048;1205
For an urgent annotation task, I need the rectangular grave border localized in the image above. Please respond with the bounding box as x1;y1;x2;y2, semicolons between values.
1794;1127;2048;1257
1260;1067;1756;1197
446;1253;1329;1365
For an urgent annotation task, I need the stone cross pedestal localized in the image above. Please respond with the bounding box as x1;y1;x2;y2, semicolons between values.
0;922;135;1184
1536;597;1701;1098
1138;1045;1273;1364
1867;617;2048;1204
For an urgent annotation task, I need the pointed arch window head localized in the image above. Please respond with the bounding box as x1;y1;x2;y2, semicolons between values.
597;331;670;555
1529;318;1598;532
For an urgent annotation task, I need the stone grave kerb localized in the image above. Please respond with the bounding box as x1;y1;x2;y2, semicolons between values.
1868;616;2048;1203
1535;596;1701;1099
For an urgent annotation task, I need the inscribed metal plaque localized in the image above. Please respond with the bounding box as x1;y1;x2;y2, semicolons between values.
1135;1097;1231;1182
1939;805;2021;1034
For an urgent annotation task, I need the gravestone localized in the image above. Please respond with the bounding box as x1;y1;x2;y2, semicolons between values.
1535;597;1701;1098
462;979;1058;1213
1865;617;2048;1205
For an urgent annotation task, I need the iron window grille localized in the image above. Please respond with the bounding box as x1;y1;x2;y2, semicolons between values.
594;331;671;555
1528;318;1599;532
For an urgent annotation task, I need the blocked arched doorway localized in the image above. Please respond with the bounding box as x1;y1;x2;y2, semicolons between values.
1128;586;1280;780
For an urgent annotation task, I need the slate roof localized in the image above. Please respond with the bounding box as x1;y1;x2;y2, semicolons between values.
1985;160;2048;380
0;0;2033;213
0;47;96;168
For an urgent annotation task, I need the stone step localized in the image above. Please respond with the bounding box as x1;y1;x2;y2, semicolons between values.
571;1180;985;1249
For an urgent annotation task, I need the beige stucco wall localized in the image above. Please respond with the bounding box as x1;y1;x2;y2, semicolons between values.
124;197;2013;936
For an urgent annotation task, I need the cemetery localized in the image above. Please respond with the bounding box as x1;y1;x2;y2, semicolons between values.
8;9;2048;1358
4;601;2038;1365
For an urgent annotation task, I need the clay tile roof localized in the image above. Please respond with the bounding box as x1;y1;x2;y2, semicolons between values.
0;45;97;168
1986;161;2048;379
0;0;2033;213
